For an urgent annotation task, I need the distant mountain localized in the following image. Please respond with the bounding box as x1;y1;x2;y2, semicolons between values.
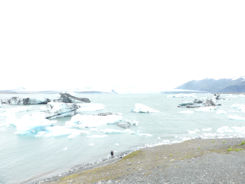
75;90;118;94
177;77;245;93
0;90;18;94
0;90;60;94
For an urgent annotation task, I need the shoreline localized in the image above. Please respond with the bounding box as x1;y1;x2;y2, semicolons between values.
32;137;245;184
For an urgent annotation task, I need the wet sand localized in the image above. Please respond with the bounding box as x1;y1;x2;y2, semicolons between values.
38;138;245;184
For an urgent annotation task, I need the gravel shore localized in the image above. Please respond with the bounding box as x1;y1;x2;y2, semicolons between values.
39;138;245;184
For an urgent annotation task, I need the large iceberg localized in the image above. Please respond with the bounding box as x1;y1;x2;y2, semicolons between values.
5;112;56;135
0;97;50;105
132;103;159;113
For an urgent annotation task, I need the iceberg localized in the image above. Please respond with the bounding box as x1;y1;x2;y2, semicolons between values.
66;114;122;128
5;112;56;135
55;93;90;103
117;120;138;129
0;96;50;105
37;126;87;138
76;103;105;113
45;102;79;119
132;103;159;113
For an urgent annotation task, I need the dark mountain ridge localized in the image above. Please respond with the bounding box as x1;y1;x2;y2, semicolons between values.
177;77;245;93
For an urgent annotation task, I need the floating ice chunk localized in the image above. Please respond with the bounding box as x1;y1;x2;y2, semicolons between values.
117;120;138;129
202;128;212;132
132;103;159;113
179;110;194;114
167;94;196;98
232;104;245;113
195;106;216;112
217;126;233;133
38;126;86;138
231;126;245;135
7;112;56;135
87;135;108;138
66;114;122;128
228;115;245;121
76;103;105;113
100;129;124;134
100;128;135;134
138;133;152;137
188;129;200;134
216;110;226;114
46;102;78;119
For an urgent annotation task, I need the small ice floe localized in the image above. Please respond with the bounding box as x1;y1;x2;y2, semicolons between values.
195;106;216;112
167;94;196;98
87;135;108;138
100;129;125;134
117;120;138;129
76;103;105;113
100;128;134;135
228;115;245;121
232;104;245;113
179;110;194;114
216;110;227;114
66;114;122;128
37;126;86;138
178;96;221;109
217;126;233;133
63;147;68;151
138;133;152;137
132;103;159;113
202;128;212;132
188;129;200;134
216;126;245;137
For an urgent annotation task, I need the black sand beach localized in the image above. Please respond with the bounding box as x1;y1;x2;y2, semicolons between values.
36;138;245;184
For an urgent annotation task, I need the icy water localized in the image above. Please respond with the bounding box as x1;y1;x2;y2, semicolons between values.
1;93;245;184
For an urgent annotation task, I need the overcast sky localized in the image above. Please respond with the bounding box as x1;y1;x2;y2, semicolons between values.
0;0;245;92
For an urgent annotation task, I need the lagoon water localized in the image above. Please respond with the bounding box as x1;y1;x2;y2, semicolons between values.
1;93;245;183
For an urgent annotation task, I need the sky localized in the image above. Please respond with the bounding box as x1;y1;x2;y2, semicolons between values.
0;0;245;93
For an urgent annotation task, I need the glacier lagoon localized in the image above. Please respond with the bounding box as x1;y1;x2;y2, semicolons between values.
1;93;245;183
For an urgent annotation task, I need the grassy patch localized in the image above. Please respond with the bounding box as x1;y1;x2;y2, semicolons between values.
60;173;79;182
122;150;142;160
240;141;245;146
227;147;243;152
